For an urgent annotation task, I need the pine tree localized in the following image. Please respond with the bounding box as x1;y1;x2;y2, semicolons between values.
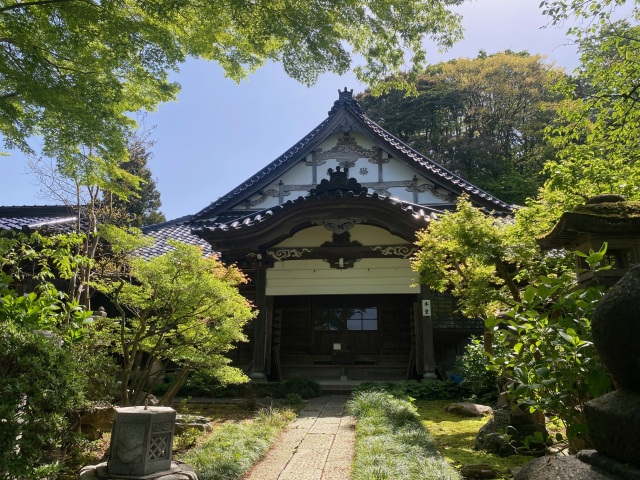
111;134;166;227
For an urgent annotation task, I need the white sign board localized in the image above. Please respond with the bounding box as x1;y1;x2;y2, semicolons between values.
422;300;431;317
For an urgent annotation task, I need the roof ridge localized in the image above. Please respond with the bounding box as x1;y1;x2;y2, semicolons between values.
353;109;512;210
141;214;194;232
191;88;512;220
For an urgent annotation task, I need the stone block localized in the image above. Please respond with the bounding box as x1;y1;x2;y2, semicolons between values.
584;389;640;469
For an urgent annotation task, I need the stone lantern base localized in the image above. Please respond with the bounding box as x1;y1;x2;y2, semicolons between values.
79;461;198;480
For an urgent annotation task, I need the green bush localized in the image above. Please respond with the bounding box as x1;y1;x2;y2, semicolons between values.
0;330;84;478
354;380;467;401
153;370;224;397
279;377;322;399
240;377;322;402
486;247;614;452
0;233;117;478
454;335;504;404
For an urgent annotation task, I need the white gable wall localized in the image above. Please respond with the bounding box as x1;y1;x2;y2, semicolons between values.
232;132;456;212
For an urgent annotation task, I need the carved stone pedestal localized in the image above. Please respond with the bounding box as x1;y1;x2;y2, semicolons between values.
79;461;198;480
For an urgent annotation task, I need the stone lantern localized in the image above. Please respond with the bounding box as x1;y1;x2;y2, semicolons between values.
79;405;197;480
107;406;176;476
537;195;640;287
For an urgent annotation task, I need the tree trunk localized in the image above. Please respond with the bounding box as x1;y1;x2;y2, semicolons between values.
160;368;191;406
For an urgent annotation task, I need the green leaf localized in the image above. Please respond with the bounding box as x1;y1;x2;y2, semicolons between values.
523;286;537;304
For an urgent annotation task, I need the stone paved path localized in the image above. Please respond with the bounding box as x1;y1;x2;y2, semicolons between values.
244;395;355;480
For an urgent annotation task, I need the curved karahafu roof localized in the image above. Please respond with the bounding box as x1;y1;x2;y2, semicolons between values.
194;168;440;260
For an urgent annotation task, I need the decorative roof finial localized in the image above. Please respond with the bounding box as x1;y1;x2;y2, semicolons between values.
338;87;353;100
328;87;364;116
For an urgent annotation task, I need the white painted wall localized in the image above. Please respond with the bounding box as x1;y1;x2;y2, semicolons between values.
266;258;419;296
275;225;408;248
231;131;458;212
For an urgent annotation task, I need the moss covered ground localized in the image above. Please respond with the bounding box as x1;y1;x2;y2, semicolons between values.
417;400;533;479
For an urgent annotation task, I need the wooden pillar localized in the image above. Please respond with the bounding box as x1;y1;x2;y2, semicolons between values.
250;264;268;382
420;285;437;379
264;297;274;376
413;299;425;376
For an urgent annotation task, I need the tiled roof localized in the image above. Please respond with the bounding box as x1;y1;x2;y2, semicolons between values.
139;215;214;260
356;114;512;211
0;205;77;232
192;116;333;221
193;191;440;235
192;88;512;221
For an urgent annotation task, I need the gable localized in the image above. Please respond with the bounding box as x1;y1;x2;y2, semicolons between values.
227;131;456;214
192;88;511;224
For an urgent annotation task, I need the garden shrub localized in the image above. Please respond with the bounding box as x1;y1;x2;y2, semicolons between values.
454;335;505;404
486;247;614;452
166;376;323;401
0;233;117;479
354;380;467;401
0;328;110;479
279;377;322;399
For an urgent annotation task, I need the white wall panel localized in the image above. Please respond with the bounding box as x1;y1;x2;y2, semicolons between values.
266;258;419;296
276;225;406;248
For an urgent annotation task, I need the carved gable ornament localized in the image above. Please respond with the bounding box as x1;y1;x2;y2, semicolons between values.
313;133;382;168
309;167;368;198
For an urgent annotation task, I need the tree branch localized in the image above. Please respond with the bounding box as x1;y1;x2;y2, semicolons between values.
0;0;84;14
493;256;521;303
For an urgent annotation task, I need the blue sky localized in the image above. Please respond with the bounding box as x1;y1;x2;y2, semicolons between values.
2;0;586;220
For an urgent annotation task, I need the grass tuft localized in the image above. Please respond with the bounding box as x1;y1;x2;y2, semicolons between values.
179;406;295;480
346;391;462;480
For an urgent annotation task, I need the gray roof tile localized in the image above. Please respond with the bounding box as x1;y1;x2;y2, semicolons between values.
0;205;77;232
139;215;214;260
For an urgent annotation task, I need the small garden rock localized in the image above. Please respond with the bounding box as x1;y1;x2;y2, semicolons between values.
79;405;115;440
475;418;548;457
175;414;212;435
445;402;492;417
460;463;498;479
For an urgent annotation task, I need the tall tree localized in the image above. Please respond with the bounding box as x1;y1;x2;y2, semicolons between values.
499;5;640;239
110;133;166;227
0;0;464;168
358;52;566;205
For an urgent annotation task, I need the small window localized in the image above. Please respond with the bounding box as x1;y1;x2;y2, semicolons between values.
313;296;378;331
346;308;378;330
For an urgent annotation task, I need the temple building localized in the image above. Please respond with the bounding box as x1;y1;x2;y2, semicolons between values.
139;88;512;382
